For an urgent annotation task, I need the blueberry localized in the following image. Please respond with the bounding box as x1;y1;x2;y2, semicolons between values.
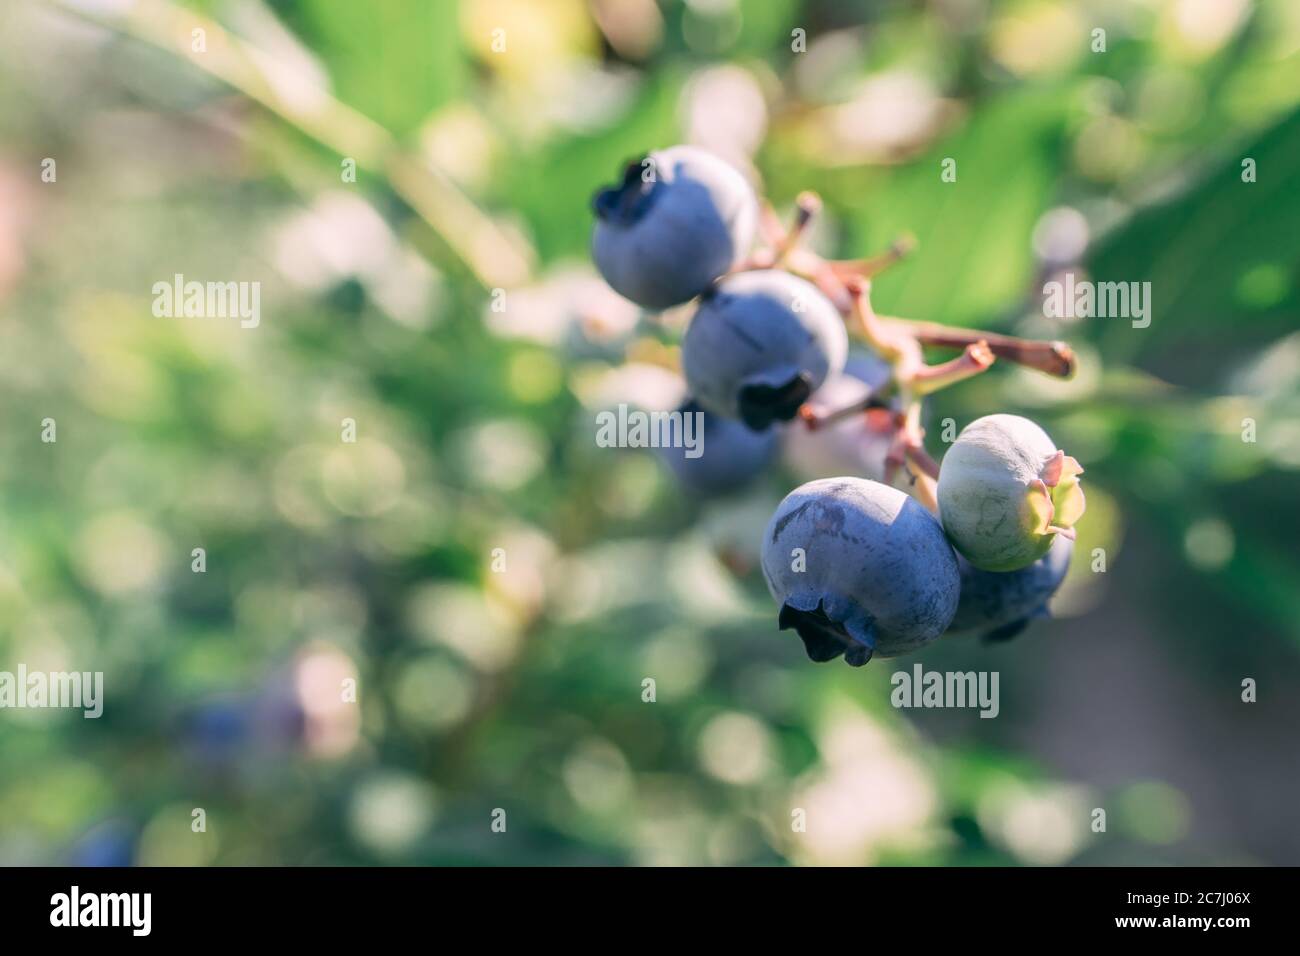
182;697;253;766
591;145;757;309
947;534;1073;642
837;351;893;393
937;414;1085;572
783;351;896;481
761;477;960;665
683;269;848;430
657;400;779;496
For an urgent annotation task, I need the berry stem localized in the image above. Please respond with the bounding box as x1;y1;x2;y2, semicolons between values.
909;341;996;395
796;390;895;431
902;403;938;473
774;191;821;264
887;318;1077;379
902;436;941;482
789;251;851;312
845;279;914;363
826;234;917;282
757;200;788;249
903;458;941;512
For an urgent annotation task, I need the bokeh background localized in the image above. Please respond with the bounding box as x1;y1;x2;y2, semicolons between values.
1;0;1298;866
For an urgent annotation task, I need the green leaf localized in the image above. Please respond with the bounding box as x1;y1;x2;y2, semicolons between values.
293;0;464;137
1088;108;1300;360
844;86;1067;327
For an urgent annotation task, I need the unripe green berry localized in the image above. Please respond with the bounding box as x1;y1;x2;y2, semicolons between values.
936;414;1085;572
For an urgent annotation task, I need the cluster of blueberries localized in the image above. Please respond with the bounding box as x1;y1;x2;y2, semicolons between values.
591;146;1085;667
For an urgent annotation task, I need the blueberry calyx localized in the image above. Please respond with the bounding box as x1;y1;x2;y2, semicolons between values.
778;598;875;666
591;159;659;224
738;373;813;430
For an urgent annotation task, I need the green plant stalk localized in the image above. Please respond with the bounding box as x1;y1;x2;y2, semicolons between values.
48;0;534;291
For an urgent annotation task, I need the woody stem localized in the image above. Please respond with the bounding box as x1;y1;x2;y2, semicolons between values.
774;191;821;265
910;341;997;395
887;318;1077;379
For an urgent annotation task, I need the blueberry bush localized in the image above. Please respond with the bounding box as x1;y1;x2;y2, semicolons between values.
0;0;1298;866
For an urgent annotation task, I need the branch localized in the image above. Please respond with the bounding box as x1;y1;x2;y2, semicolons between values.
49;0;534;290
888;319;1077;379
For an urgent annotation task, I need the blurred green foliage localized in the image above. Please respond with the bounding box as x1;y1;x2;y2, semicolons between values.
0;0;1297;866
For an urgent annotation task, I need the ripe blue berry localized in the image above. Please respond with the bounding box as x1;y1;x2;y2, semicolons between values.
657;400;779;497
683;269;847;430
761;477;960;666
948;534;1073;642
591;145;757;309
937;414;1085;572
183;698;253;766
